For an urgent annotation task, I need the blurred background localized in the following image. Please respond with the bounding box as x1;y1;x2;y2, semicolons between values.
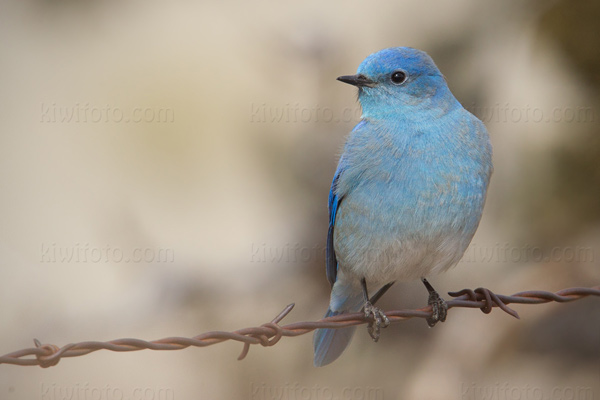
0;0;598;399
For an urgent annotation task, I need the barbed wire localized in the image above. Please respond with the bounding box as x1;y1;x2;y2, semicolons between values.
1;285;598;368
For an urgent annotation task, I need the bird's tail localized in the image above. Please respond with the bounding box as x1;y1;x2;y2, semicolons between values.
313;285;363;367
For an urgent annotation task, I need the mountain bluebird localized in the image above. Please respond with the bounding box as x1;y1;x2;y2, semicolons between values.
313;47;492;367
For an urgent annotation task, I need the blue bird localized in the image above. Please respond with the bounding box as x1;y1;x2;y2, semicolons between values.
313;47;492;367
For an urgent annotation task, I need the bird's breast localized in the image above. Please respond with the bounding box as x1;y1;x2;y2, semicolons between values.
333;116;491;283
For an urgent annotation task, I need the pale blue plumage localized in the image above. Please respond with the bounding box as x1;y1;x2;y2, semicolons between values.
313;47;492;367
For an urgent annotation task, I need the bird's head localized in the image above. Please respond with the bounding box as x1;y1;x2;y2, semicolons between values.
338;47;457;119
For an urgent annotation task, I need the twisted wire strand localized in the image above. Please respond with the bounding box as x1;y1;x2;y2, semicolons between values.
0;285;598;368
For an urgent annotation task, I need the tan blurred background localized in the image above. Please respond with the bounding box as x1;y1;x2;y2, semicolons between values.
1;0;598;399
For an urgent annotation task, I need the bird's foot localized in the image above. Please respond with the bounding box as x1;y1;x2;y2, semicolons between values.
364;301;389;342
426;289;447;327
421;278;448;327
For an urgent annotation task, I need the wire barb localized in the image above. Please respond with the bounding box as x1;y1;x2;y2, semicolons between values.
448;287;520;318
0;286;598;368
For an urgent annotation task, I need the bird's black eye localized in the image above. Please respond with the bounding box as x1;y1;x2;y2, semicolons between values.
390;70;407;85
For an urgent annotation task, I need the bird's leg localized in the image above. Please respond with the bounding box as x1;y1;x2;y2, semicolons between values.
369;281;395;305
361;278;390;342
421;278;447;327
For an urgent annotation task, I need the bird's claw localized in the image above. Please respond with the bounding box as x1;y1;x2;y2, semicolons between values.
364;301;389;342
426;290;448;327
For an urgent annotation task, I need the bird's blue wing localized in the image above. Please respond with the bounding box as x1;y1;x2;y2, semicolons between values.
326;161;345;287
325;120;367;287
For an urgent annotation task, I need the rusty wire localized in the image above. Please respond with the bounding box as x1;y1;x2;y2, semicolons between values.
1;285;598;368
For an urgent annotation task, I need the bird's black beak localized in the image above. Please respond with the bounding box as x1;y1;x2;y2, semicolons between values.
337;74;376;88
